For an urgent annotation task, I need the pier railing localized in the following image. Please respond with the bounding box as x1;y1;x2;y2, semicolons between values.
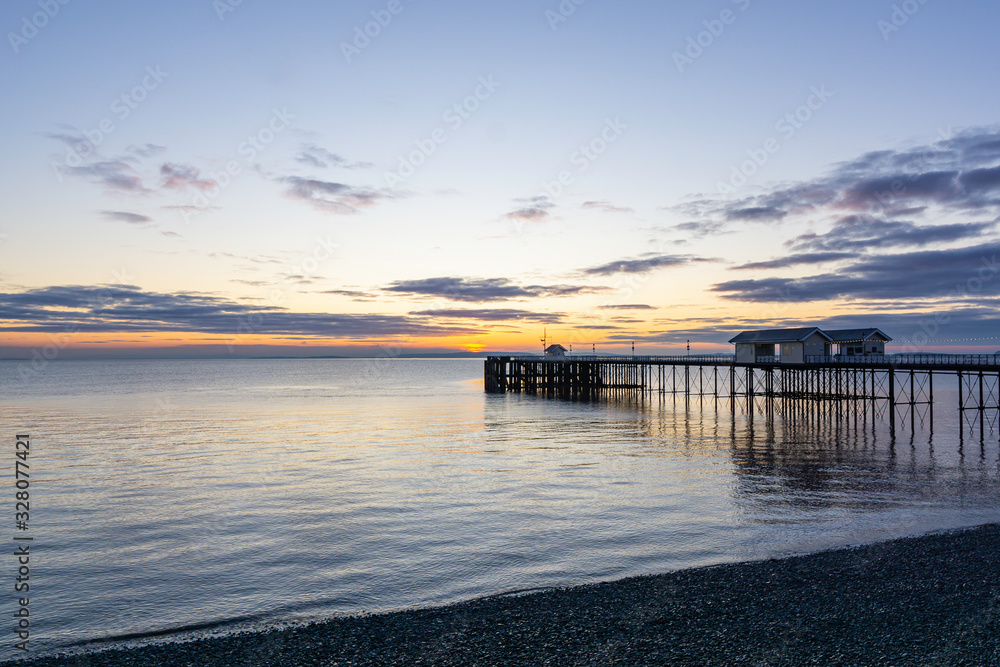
508;355;736;363
805;354;1000;367
501;353;1000;368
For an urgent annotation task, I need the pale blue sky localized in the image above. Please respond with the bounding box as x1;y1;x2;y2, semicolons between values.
2;0;1000;355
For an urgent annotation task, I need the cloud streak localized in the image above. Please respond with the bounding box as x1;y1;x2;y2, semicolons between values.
384;277;608;302
731;252;860;270
0;285;479;338
677;127;1000;232
160;163;215;191
294;143;373;170
68;160;148;192
583;253;713;276
282;177;393;214
101;211;152;224
713;243;1000;302
582;200;634;214
785;216;995;253
411;308;565;323
505;196;555;221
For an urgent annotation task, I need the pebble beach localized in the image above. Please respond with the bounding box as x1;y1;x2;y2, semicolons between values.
7;523;999;667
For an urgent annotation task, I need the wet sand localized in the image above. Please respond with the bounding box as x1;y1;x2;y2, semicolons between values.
8;524;1000;666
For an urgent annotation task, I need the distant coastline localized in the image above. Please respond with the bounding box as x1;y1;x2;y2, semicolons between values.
0;353;496;361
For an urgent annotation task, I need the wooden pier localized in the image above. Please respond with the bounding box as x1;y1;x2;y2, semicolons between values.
484;354;1000;437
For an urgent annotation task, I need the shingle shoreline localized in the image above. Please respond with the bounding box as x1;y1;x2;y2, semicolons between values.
8;524;1000;666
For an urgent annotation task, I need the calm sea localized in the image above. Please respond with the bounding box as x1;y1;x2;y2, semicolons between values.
1;358;999;660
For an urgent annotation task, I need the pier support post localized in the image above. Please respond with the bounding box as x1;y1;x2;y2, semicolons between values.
980;371;986;438
888;369;896;436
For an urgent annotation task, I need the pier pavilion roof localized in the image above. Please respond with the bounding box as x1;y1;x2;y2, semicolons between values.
728;328;832;344
823;328;892;343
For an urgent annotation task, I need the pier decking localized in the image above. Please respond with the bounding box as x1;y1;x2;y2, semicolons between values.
484;354;1000;436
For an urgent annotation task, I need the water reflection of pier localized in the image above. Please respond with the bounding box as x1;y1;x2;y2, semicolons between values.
484;355;1000;438
483;387;1000;524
